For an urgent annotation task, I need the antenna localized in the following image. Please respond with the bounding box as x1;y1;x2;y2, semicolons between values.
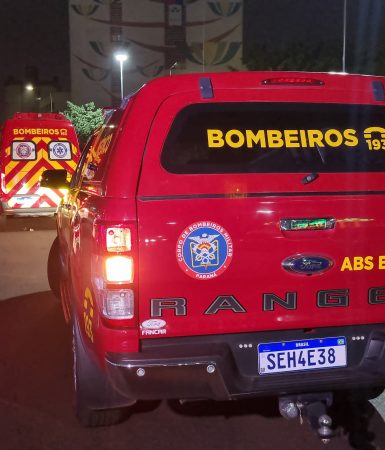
202;2;206;72
169;61;178;76
342;0;347;72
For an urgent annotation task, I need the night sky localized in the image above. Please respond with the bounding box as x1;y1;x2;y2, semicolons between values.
0;0;70;93
1;0;385;119
244;0;385;75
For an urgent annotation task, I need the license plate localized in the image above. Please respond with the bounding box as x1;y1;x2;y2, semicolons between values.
15;196;33;203
258;337;347;375
11;196;35;206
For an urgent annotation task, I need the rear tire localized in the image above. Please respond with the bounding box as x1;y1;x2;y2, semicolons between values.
47;237;61;298
72;318;131;427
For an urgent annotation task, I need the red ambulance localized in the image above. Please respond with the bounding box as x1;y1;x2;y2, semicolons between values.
0;112;80;226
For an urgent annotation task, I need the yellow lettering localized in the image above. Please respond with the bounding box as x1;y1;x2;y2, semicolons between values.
344;129;359;147
324;129;343;147
284;130;300;148
206;128;361;151
379;255;385;269
207;129;224;148
353;256;364;271
299;130;308;147
11;127;65;136
245;129;266;148
307;130;324;147
267;130;284;148
364;256;374;270
341;257;353;271
225;129;245;148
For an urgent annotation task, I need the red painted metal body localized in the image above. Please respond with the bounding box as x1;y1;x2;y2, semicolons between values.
53;71;385;407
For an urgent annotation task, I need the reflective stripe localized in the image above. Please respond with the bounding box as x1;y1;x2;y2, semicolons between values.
3;138;79;210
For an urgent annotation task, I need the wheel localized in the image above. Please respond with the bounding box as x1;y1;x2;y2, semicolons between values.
72;317;132;427
47;236;62;298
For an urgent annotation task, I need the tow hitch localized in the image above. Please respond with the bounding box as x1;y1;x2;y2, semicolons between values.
279;393;334;443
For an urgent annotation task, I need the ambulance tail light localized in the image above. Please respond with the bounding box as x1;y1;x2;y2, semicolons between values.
92;222;138;327
0;173;5;195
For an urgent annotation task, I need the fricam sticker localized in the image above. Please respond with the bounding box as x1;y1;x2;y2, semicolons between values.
141;319;167;336
176;221;233;280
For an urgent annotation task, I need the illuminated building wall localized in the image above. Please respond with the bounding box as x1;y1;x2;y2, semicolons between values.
69;0;244;107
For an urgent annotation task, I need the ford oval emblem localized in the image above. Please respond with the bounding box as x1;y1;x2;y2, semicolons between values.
141;319;166;330
282;255;333;275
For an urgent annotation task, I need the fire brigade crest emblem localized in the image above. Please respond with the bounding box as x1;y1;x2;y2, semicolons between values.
15;143;33;159
176;221;233;280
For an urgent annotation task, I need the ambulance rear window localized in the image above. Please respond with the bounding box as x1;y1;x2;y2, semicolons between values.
11;141;37;161
48;141;72;161
161;103;385;174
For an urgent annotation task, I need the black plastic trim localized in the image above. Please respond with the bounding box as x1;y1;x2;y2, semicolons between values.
199;77;213;99
372;80;385;101
105;324;385;401
138;191;385;202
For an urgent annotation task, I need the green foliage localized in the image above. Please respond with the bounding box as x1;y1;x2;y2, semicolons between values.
243;41;341;73
61;101;103;147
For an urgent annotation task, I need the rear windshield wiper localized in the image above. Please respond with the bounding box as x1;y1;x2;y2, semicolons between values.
315;142;326;165
301;143;324;184
302;172;319;185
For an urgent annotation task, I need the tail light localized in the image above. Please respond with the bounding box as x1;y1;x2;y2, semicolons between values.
105;255;134;282
1;173;6;194
102;289;134;319
262;77;324;86
92;222;137;327
106;227;131;252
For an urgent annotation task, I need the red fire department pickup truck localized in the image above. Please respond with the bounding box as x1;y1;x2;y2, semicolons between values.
42;71;385;438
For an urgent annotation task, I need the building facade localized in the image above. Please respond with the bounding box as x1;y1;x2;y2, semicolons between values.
69;0;244;107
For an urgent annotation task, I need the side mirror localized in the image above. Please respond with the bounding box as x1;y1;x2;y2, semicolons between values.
40;169;69;189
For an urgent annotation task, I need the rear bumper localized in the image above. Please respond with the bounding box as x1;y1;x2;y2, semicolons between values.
2;204;56;217
105;324;385;401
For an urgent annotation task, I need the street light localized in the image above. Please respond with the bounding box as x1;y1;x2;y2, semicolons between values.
114;52;128;100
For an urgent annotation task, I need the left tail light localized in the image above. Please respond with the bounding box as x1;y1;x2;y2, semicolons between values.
102;289;134;319
92;222;137;327
105;255;134;283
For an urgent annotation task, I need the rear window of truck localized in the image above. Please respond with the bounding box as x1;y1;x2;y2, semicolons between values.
161;102;385;174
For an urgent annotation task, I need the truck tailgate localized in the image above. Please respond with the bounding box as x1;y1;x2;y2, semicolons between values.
137;193;385;338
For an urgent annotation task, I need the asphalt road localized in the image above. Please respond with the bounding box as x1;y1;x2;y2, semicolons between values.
0;216;56;300
0;218;385;450
1;215;57;232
